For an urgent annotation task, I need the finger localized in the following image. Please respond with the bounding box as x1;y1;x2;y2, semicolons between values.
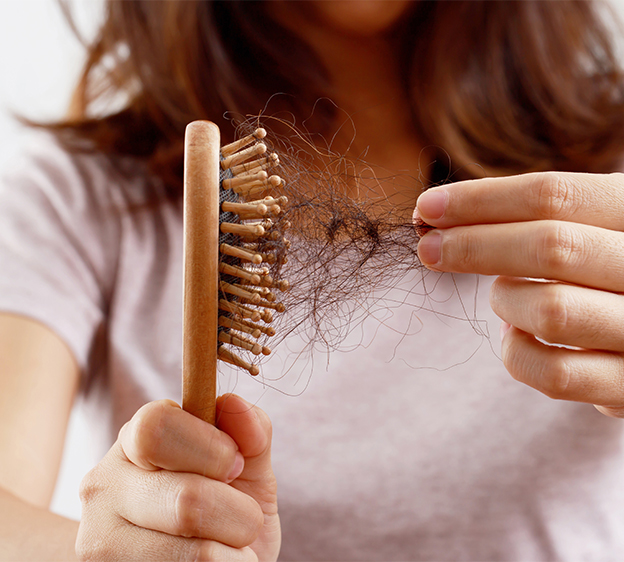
490;277;624;351
119;400;244;482
216;394;279;540
76;516;257;562
501;326;624;406
415;171;624;230
216;395;281;562
114;465;264;548
216;395;274;489
417;220;624;292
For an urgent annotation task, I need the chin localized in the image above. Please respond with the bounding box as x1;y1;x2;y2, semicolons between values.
310;0;416;36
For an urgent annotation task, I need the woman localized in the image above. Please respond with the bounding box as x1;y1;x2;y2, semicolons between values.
2;1;624;560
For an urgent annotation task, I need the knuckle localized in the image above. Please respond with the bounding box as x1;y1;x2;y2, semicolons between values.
533;172;581;220
78;467;106;506
536;222;581;271
539;357;573;400
129;401;170;465
534;285;569;342
501;332;571;399
173;480;210;537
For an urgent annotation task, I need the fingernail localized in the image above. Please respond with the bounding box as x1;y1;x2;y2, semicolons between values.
417;231;442;266
412;206;420;223
227;451;245;482
500;321;511;341
417;189;447;220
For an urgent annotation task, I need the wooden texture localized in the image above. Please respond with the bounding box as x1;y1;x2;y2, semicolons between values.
182;121;220;425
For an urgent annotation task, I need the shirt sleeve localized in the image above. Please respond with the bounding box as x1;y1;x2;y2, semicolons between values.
0;133;120;372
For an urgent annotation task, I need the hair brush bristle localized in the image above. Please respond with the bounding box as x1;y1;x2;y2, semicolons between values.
216;128;289;376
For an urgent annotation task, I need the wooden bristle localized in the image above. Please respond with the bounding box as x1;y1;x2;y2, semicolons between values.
230;180;270;197
267;231;283;242
246;196;287;216
221;201;268;219
221;142;267;171
239;297;285;313
257;252;277;265
262;346;272;356
227;176;283;198
260;300;286;313
253;275;290;292
242;285;276;301
219;299;262;322
230;157;270;177
217;346;259;376
230;153;279;176
219;331;262;355
218;316;262;339
220;281;262;304
248;195;288;207
219;262;261;285
230;331;263;353
268;175;282;187
220;128;266;157
222;171;268;191
257;219;274;230
220;243;263;264
237;319;276;337
220;222;265;237
238;184;272;200
260;310;273;323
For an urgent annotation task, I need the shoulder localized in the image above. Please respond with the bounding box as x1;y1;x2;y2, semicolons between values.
2;130;158;212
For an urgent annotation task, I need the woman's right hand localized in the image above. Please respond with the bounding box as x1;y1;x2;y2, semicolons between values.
75;394;280;562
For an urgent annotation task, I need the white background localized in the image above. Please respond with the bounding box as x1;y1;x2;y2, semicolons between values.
2;0;624;523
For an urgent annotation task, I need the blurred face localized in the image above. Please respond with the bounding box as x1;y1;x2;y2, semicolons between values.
307;0;415;36
272;1;416;39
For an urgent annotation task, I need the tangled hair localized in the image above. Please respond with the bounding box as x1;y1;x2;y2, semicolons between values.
48;0;624;199
212;116;436;377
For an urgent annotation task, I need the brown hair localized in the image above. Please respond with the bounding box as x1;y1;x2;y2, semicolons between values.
52;0;624;198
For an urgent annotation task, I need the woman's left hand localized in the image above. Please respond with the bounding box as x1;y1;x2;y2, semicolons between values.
415;171;624;418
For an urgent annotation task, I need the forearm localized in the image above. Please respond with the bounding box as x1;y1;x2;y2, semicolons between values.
0;486;78;561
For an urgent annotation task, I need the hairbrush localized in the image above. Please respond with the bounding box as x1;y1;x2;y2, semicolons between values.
181;121;289;425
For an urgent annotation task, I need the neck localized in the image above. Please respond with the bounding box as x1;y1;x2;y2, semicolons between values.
271;4;432;219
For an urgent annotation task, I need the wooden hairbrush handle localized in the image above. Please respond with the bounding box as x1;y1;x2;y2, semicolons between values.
182;121;220;425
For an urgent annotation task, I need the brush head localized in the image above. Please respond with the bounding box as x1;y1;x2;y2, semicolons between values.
216;128;289;376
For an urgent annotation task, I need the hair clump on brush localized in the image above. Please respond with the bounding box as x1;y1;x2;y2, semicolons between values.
221;117;435;374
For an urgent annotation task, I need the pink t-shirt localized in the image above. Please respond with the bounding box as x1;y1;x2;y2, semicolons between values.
2;133;624;561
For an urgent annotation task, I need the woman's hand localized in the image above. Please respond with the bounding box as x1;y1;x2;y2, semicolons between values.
76;395;280;561
415;171;624;418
